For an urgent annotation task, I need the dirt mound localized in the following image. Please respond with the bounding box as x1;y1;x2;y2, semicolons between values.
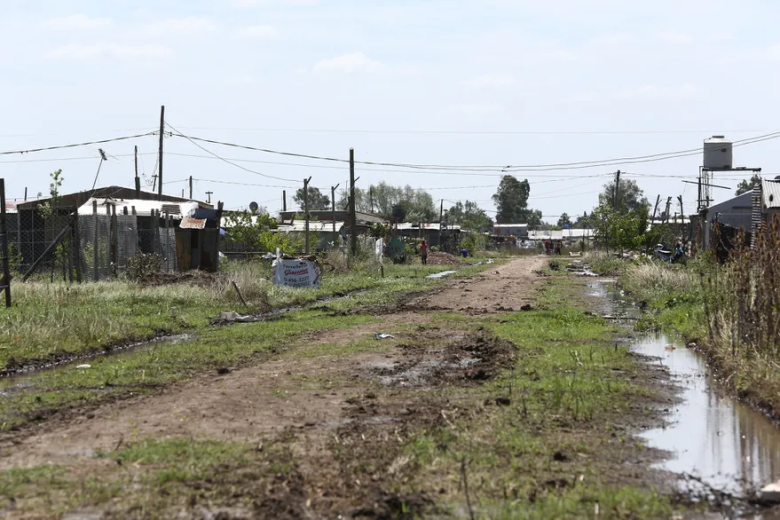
427;251;461;265
369;332;517;387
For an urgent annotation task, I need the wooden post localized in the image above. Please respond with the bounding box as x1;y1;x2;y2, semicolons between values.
349;148;357;257
303;177;312;254
282;190;287;212
93;200;99;282
164;212;170;272
0;180;11;308
73;206;82;283
189;176;193;200
111;205;119;275
331;184;339;242
134;145;141;196
214;202;224;271
158;105;165;198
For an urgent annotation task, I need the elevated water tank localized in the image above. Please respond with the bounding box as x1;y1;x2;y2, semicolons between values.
703;135;733;170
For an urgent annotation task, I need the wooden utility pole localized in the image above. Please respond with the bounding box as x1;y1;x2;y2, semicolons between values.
189;176;193;200
369;187;374;214
651;195;661;223
206;191;213;204
158;105;165;198
349;148;357;257
678;196;684;220
331;184;340;237
134;146;141;196
303;177;312;254
664;197;673;223
613;170;621;208
24;187;27;201
282;190;287;212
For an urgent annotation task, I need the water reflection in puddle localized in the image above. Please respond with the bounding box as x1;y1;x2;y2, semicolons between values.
588;280;780;508
635;334;780;499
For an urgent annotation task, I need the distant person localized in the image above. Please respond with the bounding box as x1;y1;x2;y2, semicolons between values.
554;241;562;255
461;247;468;258
420;240;428;265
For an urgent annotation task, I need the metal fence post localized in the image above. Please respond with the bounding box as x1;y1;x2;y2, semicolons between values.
93;200;99;282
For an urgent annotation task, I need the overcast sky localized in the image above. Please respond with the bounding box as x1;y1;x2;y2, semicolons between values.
2;0;780;221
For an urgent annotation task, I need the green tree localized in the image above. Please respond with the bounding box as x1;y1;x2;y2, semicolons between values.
492;176;530;222
447;200;493;231
294;187;330;210
338;182;436;222
736;174;763;196
557;213;572;228
599;179;648;212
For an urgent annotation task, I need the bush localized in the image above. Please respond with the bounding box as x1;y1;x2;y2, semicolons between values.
125;253;163;281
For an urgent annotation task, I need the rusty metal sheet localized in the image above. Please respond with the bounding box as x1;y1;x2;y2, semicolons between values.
179;217;207;230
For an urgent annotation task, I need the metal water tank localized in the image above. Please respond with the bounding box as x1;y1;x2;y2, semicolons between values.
703;135;733;170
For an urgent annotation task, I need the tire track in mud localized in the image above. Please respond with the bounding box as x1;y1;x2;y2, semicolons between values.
0;256;548;519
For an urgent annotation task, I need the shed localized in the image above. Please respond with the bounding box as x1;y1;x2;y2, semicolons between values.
703;191;753;250
174;208;222;272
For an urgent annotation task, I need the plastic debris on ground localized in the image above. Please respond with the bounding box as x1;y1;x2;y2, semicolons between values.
374;333;395;340
76;364;91;369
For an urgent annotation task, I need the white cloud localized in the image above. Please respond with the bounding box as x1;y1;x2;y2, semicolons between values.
462;74;516;90
234;25;279;40
313;52;382;74
46;44;174;61
445;104;503;117
145;17;218;35
41;14;111;31
616;83;699;100
657;32;694;44
230;0;319;6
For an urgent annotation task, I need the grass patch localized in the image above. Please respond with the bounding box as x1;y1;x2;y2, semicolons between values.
397;275;679;518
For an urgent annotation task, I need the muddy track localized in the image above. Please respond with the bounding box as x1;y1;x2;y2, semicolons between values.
0;256;551;518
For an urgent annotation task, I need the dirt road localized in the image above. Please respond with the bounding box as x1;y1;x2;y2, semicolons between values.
0;256;551;518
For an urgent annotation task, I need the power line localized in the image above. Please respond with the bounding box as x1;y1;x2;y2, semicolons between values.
0;132;157;156
173;126;773;136
165;123;298;183
168;129;780;172
194;178;298;189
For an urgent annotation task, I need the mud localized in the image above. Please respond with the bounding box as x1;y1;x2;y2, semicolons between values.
0;255;695;519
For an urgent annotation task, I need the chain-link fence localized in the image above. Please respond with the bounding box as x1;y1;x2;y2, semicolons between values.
17;207;178;282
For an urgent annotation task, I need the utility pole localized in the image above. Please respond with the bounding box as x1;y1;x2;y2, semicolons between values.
158;105;165;198
331;184;340;238
651;195;661;223
152;175;158;193
23;188;27;201
303;177;312;254
664;197;673;223
678;196;684;220
282;191;287;213
206;191;213;204
134;146;141;196
189;176;193;200
613;170;621;209
349;148;357;257
369;187;374;214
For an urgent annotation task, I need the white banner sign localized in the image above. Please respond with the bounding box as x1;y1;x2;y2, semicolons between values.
273;258;321;288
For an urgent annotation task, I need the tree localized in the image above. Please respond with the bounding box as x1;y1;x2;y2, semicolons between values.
337;182;436;222
736;174;763;196
557;213;572;228
492;176;530;223
599;179;648;212
294;187;330;210
574;211;591;228
447;200;493;231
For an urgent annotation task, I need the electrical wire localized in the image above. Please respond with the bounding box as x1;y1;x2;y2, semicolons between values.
0;132;157;156
165;122;298;183
194;178;298;189
167;129;780;172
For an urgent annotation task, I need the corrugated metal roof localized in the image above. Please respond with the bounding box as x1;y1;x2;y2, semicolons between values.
493;223;528;228
278;221;346;232
179;218;207;230
395;223;461;231
4;202;17;214
77;198;199;218
762;179;780;209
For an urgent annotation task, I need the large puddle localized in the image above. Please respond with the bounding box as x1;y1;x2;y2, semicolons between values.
596;281;780;513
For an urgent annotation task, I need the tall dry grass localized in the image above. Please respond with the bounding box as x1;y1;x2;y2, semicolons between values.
621;263;697;302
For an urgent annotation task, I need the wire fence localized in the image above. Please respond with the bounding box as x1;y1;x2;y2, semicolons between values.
15;208;179;282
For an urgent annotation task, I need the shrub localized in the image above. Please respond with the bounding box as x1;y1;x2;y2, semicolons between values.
125;253;163;281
